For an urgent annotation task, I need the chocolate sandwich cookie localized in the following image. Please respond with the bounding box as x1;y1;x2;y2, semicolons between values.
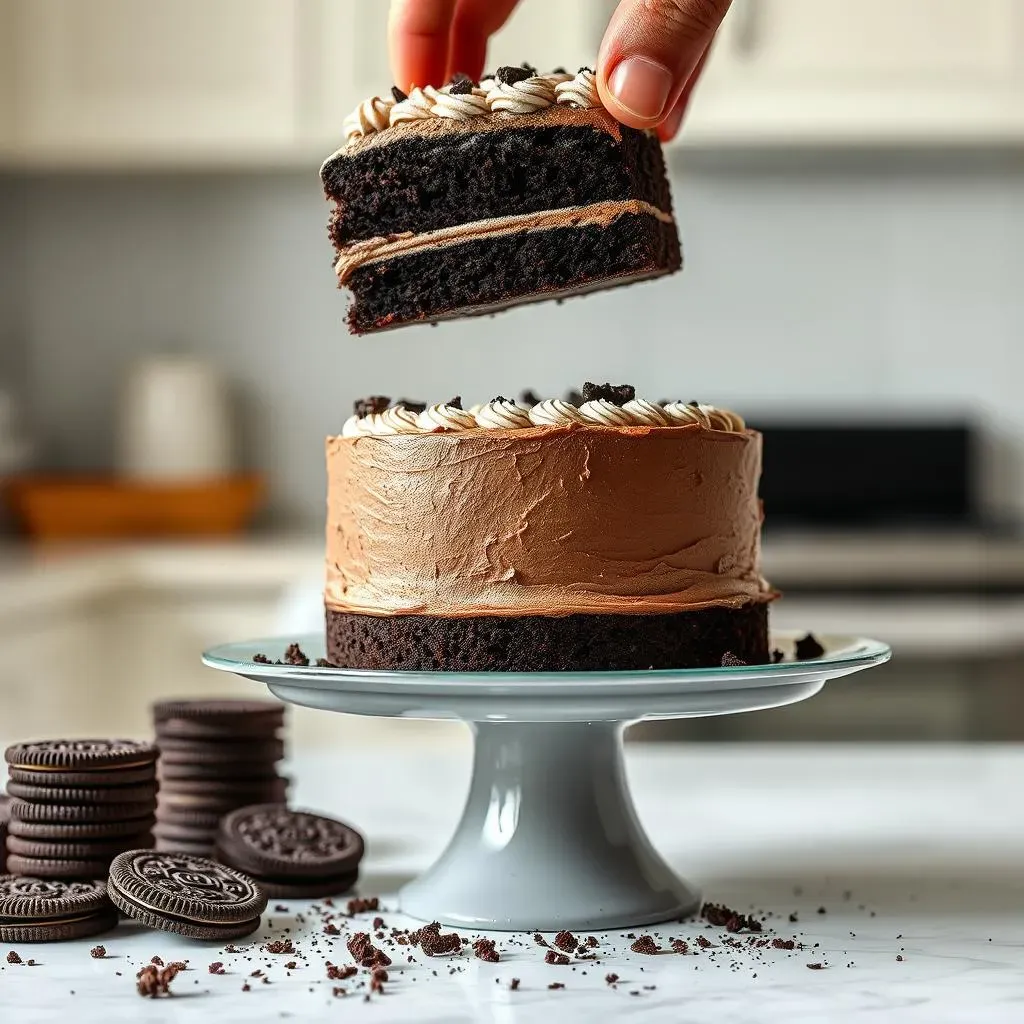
0;875;117;943
8;815;156;841
153;700;285;739
0;795;9;872
158;784;287;815
9;798;157;824
6;781;159;805
153;805;232;830
156;737;286;765
215;806;364;899
108;849;267;940
157;761;281;782
7;764;157;788
157;776;288;799
7;832;154;860
5;739;158;772
7;854;113;880
154;838;216;857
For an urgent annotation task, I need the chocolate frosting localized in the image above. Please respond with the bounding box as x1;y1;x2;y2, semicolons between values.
325;424;774;618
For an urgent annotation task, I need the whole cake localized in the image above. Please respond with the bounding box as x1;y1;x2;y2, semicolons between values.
325;385;775;672
321;66;681;334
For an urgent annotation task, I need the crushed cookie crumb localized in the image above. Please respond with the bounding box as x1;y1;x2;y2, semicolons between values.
135;964;178;998
701;901;763;933
264;939;294;955
90;946;106;959
473;938;499;963
582;381;635;406
605;973;620;985
548;982;565;990
553;930;577;953
208;962;225;975
283;643;309;666
346;933;391;968
796;633;825;660
347;896;380;915
630;935;660;954
544;950;571;966
326;963;357;980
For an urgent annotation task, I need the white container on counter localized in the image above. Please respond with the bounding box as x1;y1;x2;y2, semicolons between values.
0;387;32;477
116;354;234;482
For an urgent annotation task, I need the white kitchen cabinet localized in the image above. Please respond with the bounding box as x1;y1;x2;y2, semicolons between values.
16;0;302;165
684;0;1024;145
305;0;607;156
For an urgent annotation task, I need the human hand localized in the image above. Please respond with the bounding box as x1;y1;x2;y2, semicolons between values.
388;0;732;141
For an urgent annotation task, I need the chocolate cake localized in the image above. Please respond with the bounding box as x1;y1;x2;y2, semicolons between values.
321;67;681;334
325;386;776;671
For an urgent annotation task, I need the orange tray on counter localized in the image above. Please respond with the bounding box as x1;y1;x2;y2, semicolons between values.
4;475;266;540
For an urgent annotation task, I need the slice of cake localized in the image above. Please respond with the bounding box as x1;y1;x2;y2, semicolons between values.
325;384;775;671
321;66;681;334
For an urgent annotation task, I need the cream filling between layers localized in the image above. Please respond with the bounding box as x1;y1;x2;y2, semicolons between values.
333;200;675;284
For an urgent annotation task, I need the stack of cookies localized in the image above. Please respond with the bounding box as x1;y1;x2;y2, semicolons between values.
0;794;10;872
153;700;288;856
3;740;158;879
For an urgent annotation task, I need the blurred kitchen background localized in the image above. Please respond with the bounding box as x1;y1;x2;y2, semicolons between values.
1;0;1023;750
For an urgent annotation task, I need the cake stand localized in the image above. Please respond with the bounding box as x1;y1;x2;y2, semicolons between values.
203;631;889;932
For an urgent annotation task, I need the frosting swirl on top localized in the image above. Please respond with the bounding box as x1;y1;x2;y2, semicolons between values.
578;399;634;426
342;413;373;438
702;405;746;432
555;68;600;109
529;399;585;426
487;76;556;115
343;97;394;144
622;398;672;426
389;86;441;126
475;398;532;429
360;406;421;435
663;401;709;426
417;403;478;432
432;86;489;120
341;396;747;436
543;71;575;85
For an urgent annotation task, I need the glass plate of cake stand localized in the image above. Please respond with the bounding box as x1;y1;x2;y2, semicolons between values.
203;630;889;932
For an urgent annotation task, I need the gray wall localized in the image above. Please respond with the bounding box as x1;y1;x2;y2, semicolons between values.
2;152;1023;526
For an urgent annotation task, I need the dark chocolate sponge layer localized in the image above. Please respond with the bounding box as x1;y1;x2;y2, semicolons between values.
326;604;769;672
324;124;671;245
344;212;681;334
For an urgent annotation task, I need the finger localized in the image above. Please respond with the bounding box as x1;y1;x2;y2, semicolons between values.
448;0;521;82
657;45;711;141
388;0;459;91
597;0;731;129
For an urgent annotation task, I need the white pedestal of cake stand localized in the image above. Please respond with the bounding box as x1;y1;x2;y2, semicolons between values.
203;632;889;932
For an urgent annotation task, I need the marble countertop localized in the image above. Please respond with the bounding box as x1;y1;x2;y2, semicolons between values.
3;743;1023;1023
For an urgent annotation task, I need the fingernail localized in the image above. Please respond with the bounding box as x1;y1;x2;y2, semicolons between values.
608;56;674;120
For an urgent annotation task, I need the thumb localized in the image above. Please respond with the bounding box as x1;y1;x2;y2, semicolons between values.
597;0;732;129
